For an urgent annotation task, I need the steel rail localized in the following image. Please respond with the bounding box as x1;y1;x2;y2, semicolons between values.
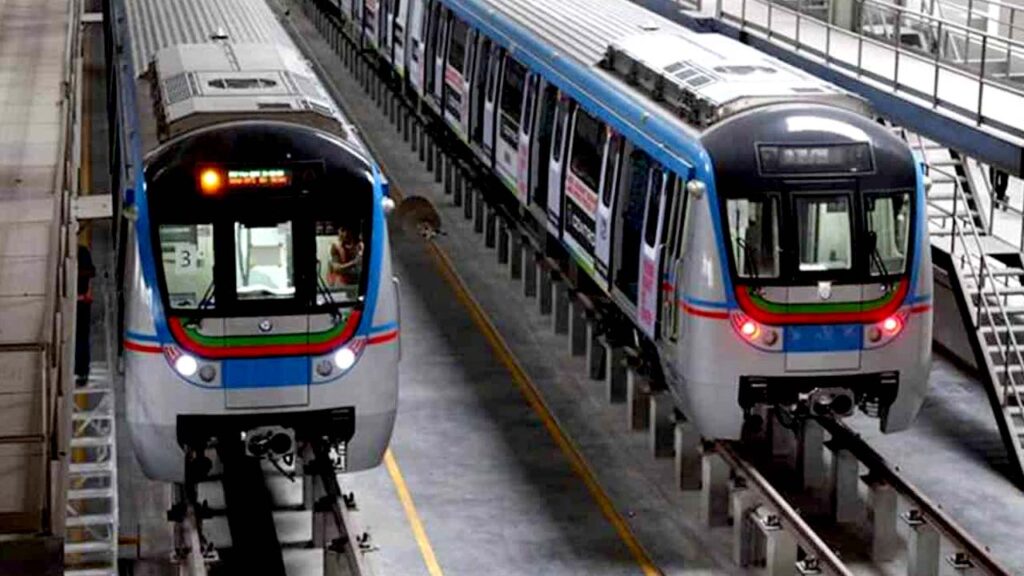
713;441;854;576
818;417;1011;575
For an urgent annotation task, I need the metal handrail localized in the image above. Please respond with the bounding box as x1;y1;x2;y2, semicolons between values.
913;129;1024;415
713;0;1024;140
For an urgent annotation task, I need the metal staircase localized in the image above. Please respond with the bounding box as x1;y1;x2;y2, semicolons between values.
64;359;119;576
898;126;1024;484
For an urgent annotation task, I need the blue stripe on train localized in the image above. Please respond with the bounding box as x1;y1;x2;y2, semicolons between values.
222;356;308;389
784;324;863;352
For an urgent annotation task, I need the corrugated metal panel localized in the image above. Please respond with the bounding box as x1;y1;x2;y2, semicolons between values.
125;0;293;75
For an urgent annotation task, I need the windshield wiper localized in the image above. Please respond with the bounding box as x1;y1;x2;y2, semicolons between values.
867;231;890;279
315;272;337;309
197;280;216;311
735;237;760;281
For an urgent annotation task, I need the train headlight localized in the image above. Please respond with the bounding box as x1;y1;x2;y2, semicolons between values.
334;347;357;371
881;315;902;335
866;312;908;348
174;354;198;377
740;320;760;339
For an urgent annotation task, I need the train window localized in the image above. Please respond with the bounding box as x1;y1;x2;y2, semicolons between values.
795;195;852;272
234;221;296;301
726;197;780;279
159;223;215;310
569;109;603;191
486;48;499;102
601;134;622;208
865;192;910;276
551;98;568;163
643;170;664;247
499;59;526;120
316;221;365;303
448;18;469;74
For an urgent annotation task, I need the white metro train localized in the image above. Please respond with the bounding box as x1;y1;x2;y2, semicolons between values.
327;0;933;437
104;0;400;481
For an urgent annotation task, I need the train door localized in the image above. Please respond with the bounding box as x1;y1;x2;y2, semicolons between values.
482;46;501;157
613;148;652;312
469;35;492;151
595;131;623;285
637;168;669;338
562;107;606;279
443;16;470;138
660;177;687;343
546;95;571;235
529;82;558;224
515;74;537;204
407;0;426;94
494;57;527;191
383;0;407;76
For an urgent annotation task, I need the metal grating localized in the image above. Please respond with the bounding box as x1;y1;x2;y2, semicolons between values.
162;72;194;105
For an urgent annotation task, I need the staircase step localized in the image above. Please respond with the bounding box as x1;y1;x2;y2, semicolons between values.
66;513;115;528
68;486;116;500
64;569;118;576
64;539;115;554
73;385;112;396
72;410;113;421
70;435;113;448
69;461;114;476
971;286;1024;297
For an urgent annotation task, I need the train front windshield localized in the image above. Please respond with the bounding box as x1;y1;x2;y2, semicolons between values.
725;190;911;282
155;206;370;314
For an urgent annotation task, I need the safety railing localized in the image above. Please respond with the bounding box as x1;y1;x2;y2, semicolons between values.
921;0;1024;47
703;0;1024;140
911;128;1024;426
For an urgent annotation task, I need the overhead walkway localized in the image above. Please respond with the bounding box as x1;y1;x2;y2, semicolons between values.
638;0;1024;175
0;0;85;573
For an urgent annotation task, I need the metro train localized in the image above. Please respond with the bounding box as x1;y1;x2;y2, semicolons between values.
326;0;933;437
103;0;400;481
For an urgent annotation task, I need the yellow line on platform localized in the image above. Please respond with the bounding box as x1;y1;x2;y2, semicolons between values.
385;449;444;576
424;242;662;576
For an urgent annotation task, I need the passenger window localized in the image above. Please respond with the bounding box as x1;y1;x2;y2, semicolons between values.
447;18;469;74
601;134;622;207
643;170;664;247
499;59;526;120
486;49;499;101
569;109;604;191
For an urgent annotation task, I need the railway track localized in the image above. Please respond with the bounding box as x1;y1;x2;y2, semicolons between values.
169;439;377;576
275;0;1011;574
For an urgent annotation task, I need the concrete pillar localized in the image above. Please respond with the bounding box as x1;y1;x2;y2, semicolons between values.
586;323;604;380
626;367;650;431
905;514;940;576
484;208;497;248
649;392;675;458
731;484;759;567
770;411;797;467
674;420;702;491
509;234;523;280
497;220;510;264
523;249;537;298
434;151;444;184
473;192;484;234
444;158;453;195
568;299;587;356
453;167;463;207
605;344;626;403
463;180;474;220
758;510;798;576
537;265;552;315
551;279;569;334
701;453;730;527
866;478;899;563
828;443;860;524
424;137;433;170
798;419;826;493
